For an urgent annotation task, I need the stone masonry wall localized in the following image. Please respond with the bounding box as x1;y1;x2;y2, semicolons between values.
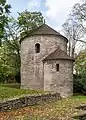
44;60;73;97
0;92;61;112
21;35;67;89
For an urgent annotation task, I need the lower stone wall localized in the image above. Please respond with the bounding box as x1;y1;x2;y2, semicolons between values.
44;60;73;97
0;93;61;112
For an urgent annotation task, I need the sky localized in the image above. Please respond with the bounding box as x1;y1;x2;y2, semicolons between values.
7;0;81;31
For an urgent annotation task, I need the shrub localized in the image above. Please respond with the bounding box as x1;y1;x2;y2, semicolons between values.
73;73;86;93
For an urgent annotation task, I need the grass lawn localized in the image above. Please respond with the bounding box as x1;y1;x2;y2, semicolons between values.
0;83;20;89
0;84;46;101
0;84;86;119
0;95;86;120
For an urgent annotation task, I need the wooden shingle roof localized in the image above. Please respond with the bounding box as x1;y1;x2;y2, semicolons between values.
20;24;68;42
43;47;74;61
29;24;61;35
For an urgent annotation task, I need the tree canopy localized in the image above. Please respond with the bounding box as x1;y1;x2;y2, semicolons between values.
75;51;86;75
0;10;45;83
0;0;11;41
18;10;45;38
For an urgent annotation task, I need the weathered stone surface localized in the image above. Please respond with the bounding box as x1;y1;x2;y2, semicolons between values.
44;60;73;97
21;35;67;89
20;25;73;97
0;93;61;112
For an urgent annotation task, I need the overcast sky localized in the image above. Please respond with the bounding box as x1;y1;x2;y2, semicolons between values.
7;0;81;31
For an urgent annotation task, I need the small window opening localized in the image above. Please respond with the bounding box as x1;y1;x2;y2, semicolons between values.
35;43;40;53
56;64;59;71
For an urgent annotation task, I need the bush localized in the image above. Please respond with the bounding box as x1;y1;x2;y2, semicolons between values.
73;73;86;93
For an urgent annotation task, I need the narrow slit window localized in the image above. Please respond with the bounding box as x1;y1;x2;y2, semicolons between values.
56;64;59;71
35;43;40;53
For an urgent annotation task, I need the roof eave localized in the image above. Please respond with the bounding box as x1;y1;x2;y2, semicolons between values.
20;34;68;43
43;58;75;62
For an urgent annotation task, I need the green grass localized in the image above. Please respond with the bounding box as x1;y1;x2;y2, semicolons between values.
0;84;86;119
72;95;86;100
0;83;20;89
0;85;46;100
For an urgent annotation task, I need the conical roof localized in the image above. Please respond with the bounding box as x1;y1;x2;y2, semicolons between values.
43;47;74;61
20;24;68;42
29;24;61;35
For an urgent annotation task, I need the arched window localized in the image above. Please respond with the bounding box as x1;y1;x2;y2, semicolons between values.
35;43;40;53
56;64;59;72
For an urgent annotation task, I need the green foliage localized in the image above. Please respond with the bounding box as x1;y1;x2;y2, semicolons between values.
0;17;20;83
0;42;20;83
75;51;86;74
18;10;45;38
74;51;86;93
0;45;16;83
0;0;11;41
73;74;86;93
0;11;45;83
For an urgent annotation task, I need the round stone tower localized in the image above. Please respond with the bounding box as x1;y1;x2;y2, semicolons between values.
20;24;74;97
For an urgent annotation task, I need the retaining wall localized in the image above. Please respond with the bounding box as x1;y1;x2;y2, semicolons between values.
0;92;61;112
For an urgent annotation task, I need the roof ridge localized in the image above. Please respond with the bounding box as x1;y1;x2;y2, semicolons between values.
29;23;61;35
44;24;61;35
29;24;45;34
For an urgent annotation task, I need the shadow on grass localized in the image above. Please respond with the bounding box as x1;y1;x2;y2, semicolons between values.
73;105;86;120
73;113;86;120
76;105;86;110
